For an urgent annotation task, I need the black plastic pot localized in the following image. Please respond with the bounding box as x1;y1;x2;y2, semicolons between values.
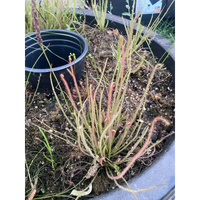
76;9;175;200
25;29;88;94
87;0;175;25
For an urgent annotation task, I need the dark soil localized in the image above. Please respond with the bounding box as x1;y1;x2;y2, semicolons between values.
25;24;175;200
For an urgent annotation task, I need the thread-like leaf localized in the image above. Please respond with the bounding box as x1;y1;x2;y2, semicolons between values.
60;74;78;112
89;84;97;150
108;116;170;180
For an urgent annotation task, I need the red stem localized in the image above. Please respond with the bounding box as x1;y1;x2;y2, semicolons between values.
108;116;170;180
60;74;78;112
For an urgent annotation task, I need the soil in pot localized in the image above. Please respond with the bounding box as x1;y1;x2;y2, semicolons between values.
25;23;175;199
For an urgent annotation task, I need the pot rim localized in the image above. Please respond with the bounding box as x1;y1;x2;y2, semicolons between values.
25;29;88;73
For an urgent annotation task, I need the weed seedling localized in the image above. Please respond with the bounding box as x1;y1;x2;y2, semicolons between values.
39;127;55;169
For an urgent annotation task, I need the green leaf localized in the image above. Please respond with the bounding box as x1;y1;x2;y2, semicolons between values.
40;188;45;194
114;164;119;171
122;12;131;17
140;139;143;147
66;24;74;31
86;54;93;59
110;3;113;10
126;5;130;9
43;152;53;163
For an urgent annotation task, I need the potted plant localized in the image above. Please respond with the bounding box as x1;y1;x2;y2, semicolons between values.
25;1;175;200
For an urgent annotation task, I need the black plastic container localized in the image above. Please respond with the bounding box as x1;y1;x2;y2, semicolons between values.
25;29;88;94
76;9;175;200
87;0;175;25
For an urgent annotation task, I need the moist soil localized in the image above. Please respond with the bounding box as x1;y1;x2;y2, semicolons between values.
25;24;175;199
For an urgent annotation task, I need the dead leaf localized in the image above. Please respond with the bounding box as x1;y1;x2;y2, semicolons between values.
107;30;113;35
86;163;99;179
27;176;38;200
155;93;162;100
107;29;119;36
70;183;92;197
113;29;119;35
27;189;36;200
